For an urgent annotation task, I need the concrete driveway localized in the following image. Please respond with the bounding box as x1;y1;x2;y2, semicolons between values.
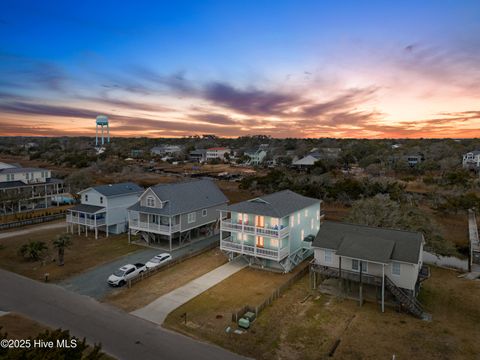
60;234;220;299
132;257;247;325
0;268;246;360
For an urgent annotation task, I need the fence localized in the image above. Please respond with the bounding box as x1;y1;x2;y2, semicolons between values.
127;239;220;287
231;264;310;323
0;213;66;231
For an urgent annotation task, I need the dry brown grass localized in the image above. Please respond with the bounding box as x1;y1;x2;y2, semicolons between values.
0;226;141;282
164;267;480;360
103;248;228;312
322;202;351;221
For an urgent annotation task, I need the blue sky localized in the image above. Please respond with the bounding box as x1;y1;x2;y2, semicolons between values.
1;0;479;137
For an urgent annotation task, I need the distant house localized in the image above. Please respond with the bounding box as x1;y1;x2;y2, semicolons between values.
292;148;342;169
244;148;267;166
0;163;67;214
463;150;480;171
66;182;143;239
131;149;144;158
311;221;430;318
405;154;424;167
220;190;322;272
206;147;230;161
128;179;228;250
151;145;183;156
189;149;207;163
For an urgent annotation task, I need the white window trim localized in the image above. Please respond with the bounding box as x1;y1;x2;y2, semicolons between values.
202;209;207;217
324;249;333;264
392;262;401;276
352;259;368;272
146;196;155;207
188;212;196;223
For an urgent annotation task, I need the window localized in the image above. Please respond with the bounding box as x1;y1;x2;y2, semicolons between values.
297;213;300;225
324;249;333;264
300;229;305;240
270;238;279;248
25;173;29;180
316;210;320;221
188;212;196;223
304;209;308;217
146;196;155;207
202;209;207;217
311;218;314;230
85;194;88;202
100;196;103;204
290;215;294;227
238;233;247;242
256;236;264;248
352;260;368;272
392;262;401;276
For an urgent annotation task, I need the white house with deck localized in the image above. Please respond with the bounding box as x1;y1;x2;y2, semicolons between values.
310;221;430;318
128;179;228;250
66;182;143;238
220;190;322;272
463;150;480;171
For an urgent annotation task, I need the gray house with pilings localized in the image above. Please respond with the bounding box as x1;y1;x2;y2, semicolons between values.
310;221;430;319
127;179;228;250
66;183;143;239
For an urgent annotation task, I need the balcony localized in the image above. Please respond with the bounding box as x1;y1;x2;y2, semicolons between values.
66;215;106;226
129;219;180;234
220;236;289;261
310;262;382;286
220;220;289;238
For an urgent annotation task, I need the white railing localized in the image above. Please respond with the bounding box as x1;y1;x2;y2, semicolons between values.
220;237;289;261
66;215;106;226
129;219;180;234
220;220;289;238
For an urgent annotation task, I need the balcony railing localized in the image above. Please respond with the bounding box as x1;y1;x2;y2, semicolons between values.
220;220;289;238
220;237;289;261
129;219;180;234
310;262;382;286
66;215;106;226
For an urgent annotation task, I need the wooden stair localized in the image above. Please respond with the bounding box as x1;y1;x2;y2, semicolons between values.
385;276;431;321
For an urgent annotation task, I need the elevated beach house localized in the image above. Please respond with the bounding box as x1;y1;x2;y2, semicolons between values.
310;221;430;318
66;182;143;238
128;179;229;250
220;190;322;272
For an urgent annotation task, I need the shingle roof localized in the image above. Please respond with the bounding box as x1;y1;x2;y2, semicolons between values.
129;179;228;216
0;167;46;174
0;178;63;189
312;221;423;264
226;190;320;218
83;182;143;197
69;204;105;213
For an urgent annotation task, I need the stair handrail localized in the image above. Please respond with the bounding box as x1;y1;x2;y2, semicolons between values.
384;276;425;314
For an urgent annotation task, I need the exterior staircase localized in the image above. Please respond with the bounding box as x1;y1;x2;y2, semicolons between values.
279;247;312;272
385;276;431;321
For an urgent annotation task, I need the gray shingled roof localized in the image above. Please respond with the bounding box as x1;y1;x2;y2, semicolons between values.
312;221;423;264
69;204;105;213
0;178;63;190
84;182;143;197
0;167;46;174
226;190;320;218
129;179;228;216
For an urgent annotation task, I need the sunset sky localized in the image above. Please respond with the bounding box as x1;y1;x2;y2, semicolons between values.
0;1;480;138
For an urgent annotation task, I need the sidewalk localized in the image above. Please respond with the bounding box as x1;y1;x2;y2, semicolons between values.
132;257;247;325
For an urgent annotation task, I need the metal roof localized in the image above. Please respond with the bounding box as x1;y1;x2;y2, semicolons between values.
69;204;105;214
0;178;63;189
0;167;47;174
312;221;423;264
129;179;228;216
82;182;143;197
225;190;320;218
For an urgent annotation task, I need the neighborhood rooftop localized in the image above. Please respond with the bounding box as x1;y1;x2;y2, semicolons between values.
83;182;144;197
225;189;320;218
0;167;46;174
312;221;423;264
129;178;229;216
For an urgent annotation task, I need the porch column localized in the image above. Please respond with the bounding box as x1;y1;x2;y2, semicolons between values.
169;217;172;251
127;211;131;244
381;264;385;313
44;184;47;208
359;260;363;307
94;214;98;240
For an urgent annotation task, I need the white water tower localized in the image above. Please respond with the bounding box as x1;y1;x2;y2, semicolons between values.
95;115;110;147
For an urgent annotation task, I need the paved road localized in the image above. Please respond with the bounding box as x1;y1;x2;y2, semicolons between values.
0;269;246;360
133;257;247;325
0;221;66;239
60;235;220;299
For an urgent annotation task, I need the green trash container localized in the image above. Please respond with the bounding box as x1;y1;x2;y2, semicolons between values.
238;317;250;329
244;311;256;322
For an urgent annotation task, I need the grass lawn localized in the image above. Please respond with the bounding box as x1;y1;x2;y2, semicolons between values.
0;313;113;359
103;248;228;312
0;226;142;282
164;267;480;360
